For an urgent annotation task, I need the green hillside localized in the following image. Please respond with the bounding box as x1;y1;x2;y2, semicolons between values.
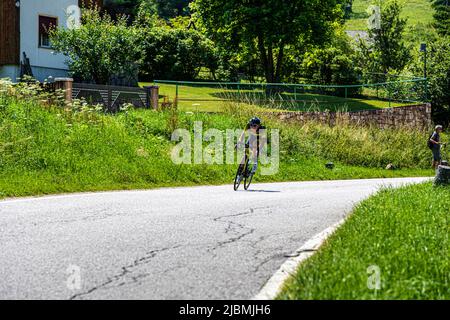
345;0;434;35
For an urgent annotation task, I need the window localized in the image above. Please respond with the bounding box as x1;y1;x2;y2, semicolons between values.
39;16;57;48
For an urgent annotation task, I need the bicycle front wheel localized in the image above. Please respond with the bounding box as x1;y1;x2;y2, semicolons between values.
234;162;246;191
244;173;253;190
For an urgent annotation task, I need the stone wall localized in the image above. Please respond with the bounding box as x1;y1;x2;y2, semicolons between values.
276;104;432;130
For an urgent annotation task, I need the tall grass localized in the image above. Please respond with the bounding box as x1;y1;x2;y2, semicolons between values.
224;100;446;169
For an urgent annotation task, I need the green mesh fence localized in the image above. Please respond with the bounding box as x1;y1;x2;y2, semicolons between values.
153;78;428;112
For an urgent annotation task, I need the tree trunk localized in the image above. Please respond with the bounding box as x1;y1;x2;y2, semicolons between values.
257;34;272;84
274;42;285;83
257;34;287;96
434;165;450;186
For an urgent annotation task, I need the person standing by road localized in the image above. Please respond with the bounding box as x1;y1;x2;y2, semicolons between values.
429;125;445;169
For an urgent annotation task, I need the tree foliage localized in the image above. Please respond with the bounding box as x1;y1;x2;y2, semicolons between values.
302;48;361;89
50;8;144;85
148;0;192;19
139;26;218;81
431;0;450;36
409;37;450;126
104;0;192;21
300;28;362;96
191;0;344;83
357;1;410;81
103;0;141;22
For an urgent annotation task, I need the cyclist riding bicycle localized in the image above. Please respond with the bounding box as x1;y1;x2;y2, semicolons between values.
236;117;267;175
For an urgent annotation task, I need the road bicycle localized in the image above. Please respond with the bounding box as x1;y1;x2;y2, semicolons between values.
233;143;254;191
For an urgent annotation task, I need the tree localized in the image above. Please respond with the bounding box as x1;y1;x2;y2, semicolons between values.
302;47;362;95
300;27;362;96
103;0;142;22
147;0;192;19
139;27;218;81
191;0;344;84
409;37;450;126
104;0;192;21
357;1;410;81
50;8;145;85
431;0;450;36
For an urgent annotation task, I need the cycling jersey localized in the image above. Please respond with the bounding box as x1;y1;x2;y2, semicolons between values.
246;125;266;155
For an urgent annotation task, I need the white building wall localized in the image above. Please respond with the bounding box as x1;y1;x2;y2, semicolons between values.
20;0;79;81
0;65;20;81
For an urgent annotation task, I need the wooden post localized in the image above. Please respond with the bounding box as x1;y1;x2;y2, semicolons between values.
107;87;112;112
434;165;450;186
145;86;160;110
151;86;159;110
54;78;73;104
175;83;179;108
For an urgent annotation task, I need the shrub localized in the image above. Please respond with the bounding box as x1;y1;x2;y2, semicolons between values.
50;8;144;85
408;36;450;127
301;47;362;96
139;26;218;81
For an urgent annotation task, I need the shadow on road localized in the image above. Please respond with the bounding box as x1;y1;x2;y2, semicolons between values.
240;189;281;193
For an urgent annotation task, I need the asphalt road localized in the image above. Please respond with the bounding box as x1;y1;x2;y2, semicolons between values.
0;177;428;300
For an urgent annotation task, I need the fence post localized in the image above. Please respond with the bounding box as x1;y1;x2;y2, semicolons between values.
345;87;348;99
151;86;159;110
388;84;391;108
54;78;73;105
175;83;179;108
107;87;112;112
145;86;159;109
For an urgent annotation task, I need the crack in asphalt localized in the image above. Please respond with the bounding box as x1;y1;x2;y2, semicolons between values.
70;245;181;300
207;207;271;256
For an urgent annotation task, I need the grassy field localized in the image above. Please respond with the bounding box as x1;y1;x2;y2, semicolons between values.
278;182;449;300
141;82;415;113
345;0;434;35
0;80;437;199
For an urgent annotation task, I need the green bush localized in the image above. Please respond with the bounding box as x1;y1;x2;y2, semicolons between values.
408;36;450;127
50;8;144;85
139;27;218;81
301;47;362;97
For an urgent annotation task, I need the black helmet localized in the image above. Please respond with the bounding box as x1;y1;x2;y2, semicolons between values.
249;117;261;126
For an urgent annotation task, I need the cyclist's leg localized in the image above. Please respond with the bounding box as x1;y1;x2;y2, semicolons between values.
249;148;258;174
246;135;258;174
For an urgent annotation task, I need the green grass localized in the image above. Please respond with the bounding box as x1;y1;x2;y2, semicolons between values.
0;80;438;199
345;0;434;35
278;182;449;299
142;82;413;113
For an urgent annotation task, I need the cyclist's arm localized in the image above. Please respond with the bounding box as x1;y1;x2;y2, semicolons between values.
237;124;250;146
237;130;246;144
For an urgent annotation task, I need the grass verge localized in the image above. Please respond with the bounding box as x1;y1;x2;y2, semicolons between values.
278;182;449;300
0;80;437;199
